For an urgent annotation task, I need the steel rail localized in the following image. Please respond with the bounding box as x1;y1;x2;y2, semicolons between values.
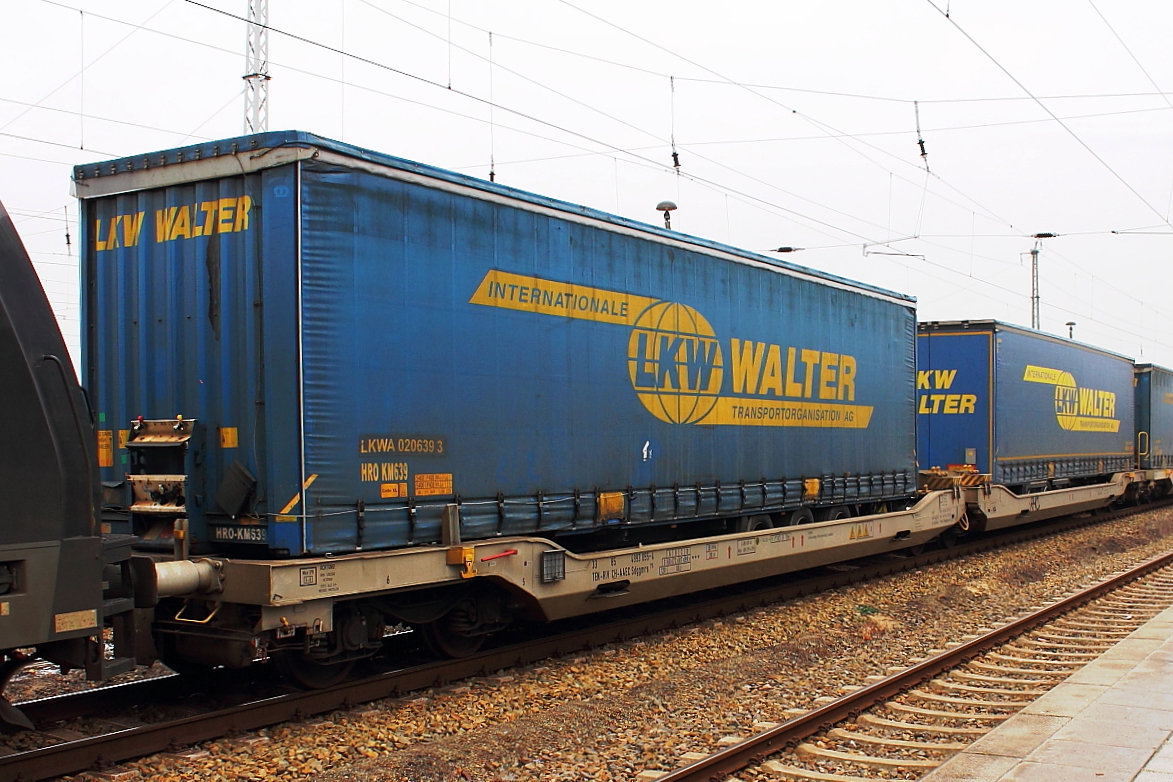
13;501;1115;729
656;547;1173;782
3;500;1166;781
16;673;189;725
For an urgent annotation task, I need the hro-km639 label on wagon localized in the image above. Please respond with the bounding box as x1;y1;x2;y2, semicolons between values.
210;525;266;543
357;434;452;497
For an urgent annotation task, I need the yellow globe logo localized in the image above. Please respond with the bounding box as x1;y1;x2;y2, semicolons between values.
627;302;724;424
1051;370;1079;431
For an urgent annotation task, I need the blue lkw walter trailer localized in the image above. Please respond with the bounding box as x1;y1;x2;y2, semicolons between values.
1135;364;1173;469
76;131;919;557
917;320;1135;488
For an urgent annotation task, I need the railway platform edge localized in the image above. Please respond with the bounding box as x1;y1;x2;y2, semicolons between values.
924;601;1173;781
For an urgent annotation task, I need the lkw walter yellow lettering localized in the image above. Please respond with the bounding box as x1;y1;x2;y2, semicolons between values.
916;368;977;414
92;195;253;251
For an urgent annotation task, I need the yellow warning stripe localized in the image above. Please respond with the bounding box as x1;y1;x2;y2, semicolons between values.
278;473;318;515
920;473;989;490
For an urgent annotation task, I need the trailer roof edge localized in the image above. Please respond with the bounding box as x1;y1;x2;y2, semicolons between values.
72;130;915;308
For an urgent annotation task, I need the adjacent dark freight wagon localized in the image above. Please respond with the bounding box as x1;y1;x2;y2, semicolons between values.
77;131;917;557
0;201;136;681
917;320;1135;487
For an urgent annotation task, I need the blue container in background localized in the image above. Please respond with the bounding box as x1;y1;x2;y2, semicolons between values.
917;320;1134;487
1135;364;1173;469
78;131;919;556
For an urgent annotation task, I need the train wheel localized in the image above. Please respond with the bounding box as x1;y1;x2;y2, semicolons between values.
937;528;959;549
0;655;34;730
815;506;853;522
421;616;486;658
735;514;774;532
783;507;815;527
274;651;355;689
155;634;216;677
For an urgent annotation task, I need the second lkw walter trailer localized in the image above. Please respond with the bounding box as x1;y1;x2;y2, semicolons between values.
917;319;1158;530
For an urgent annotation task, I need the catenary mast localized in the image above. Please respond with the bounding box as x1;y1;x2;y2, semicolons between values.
243;0;269;133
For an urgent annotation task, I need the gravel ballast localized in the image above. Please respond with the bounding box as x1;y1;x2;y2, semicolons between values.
53;507;1173;782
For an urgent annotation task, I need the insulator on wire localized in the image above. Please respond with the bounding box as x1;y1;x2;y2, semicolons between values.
914;100;930;172
669;75;682;173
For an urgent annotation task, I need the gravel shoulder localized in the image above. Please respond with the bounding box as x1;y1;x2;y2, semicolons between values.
67;508;1173;782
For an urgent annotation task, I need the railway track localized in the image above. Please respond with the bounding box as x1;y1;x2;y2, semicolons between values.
650;545;1173;782
2;503;1165;782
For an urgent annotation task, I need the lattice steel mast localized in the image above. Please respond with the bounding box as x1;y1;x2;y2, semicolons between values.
1028;233;1056;331
243;0;269;134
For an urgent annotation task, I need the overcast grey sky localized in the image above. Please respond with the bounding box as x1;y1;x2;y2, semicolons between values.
4;0;1173;367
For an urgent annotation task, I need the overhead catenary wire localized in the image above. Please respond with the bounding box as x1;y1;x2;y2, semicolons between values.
176;0;899;247
10;0;1173;360
450;101;1173;179
21;0;1059;258
0;85;245;161
682;104;1173;145
52;4;638;166
16;224;77;239
386;0;1010;237
0;150;97;166
356;1;675;159
1038;243;1155;312
8;208;72;224
34;0;1152;323
0;131;116;156
182;87;248;145
182;1;679;175
1086;1;1173;116
392;0;1173;108
0;95;220;141
16;0;1173;189
910;102;930;239
669;76;680;172
913;100;929;172
17;1;883;251
25;91;1159;183
674;80;1173;105
5;0;177;136
16;3;870;249
894;250;1173;353
28;0;694;188
1085;0;1173;222
924;0;1173;229
554;0;1019;233
551;1;1065;311
488;31;495;182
